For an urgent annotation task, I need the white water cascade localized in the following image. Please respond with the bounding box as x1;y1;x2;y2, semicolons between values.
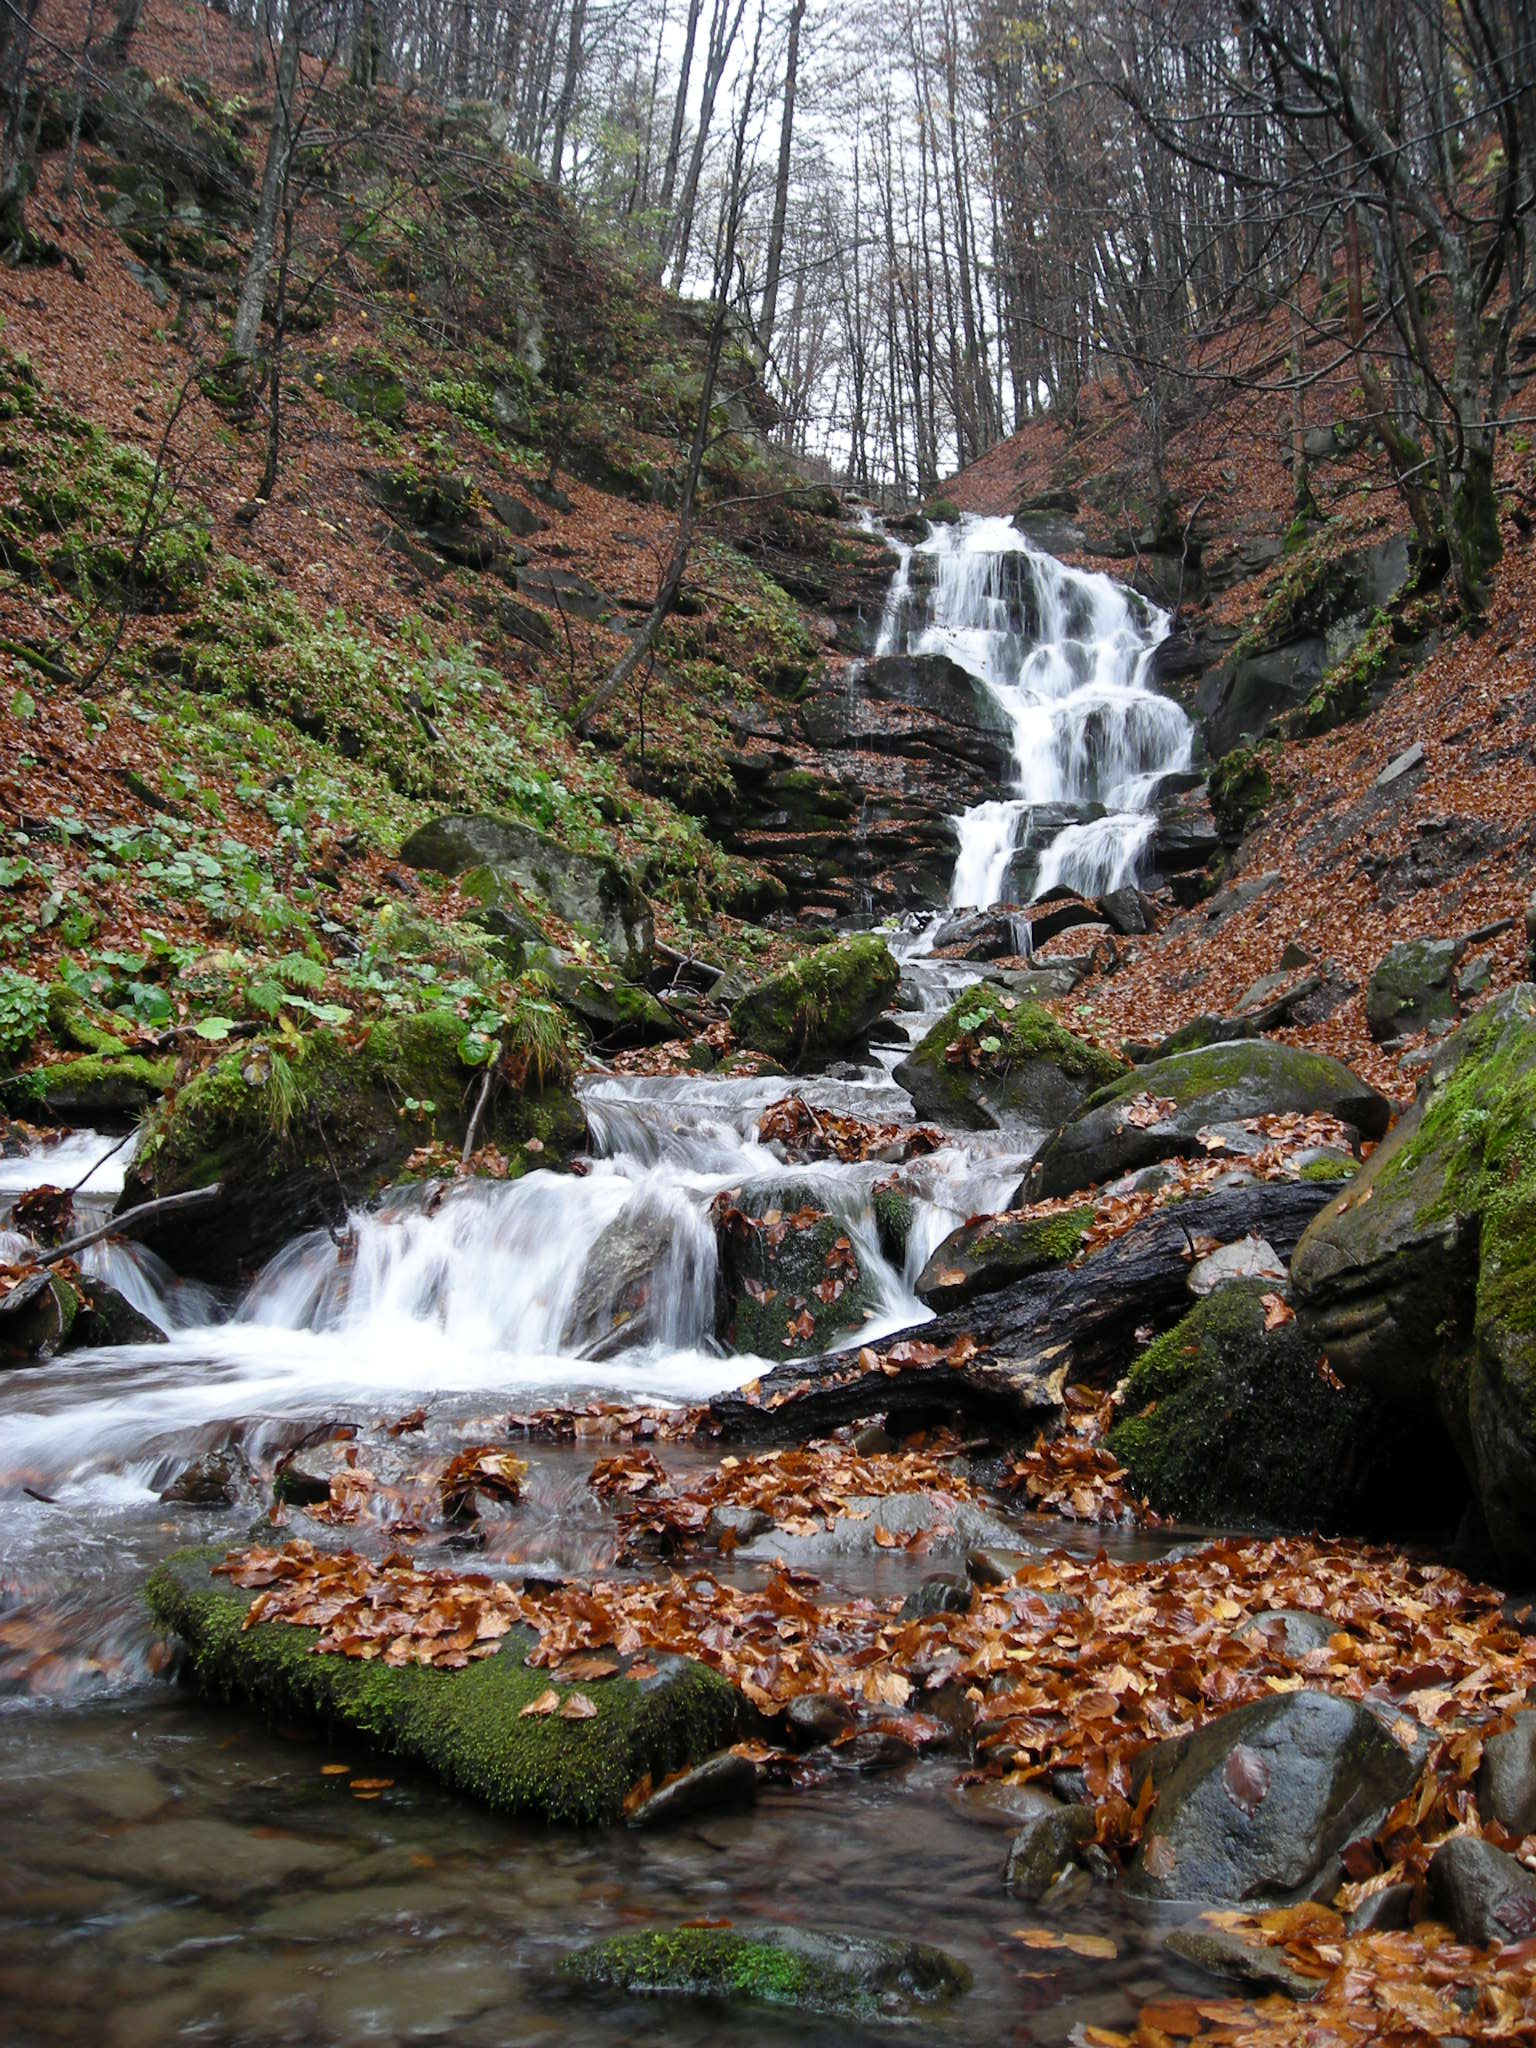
877;513;1190;911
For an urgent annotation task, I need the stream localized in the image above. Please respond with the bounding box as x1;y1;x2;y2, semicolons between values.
0;513;1204;2046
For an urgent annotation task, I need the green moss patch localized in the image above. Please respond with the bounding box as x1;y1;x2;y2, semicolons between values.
894;986;1124;1133
916;1204;1095;1308
732;935;899;1066
561;1924;970;2019
146;1550;739;1827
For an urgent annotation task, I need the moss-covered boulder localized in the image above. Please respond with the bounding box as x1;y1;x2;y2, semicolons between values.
731;936;899;1068
1032;1039;1390;1199
0;1265;167;1364
1365;936;1459;1042
717;1178;878;1360
541;963;675;1048
561;1924;969;2020
400;815;653;980
1291;984;1536;1576
894;984;1124;1133
915;1205;1094;1309
1108;1279;1426;1531
146;1549;739;1827
116;1009;586;1285
2;1051;175;1120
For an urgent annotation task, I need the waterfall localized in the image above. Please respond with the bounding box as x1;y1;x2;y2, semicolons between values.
883;512;1189;910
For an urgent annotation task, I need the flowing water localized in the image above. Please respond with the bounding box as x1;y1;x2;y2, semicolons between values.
875;514;1190;911
0;516;1207;2046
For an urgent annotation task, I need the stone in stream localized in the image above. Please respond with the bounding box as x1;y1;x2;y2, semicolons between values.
1029;1038;1390;1200
915;1204;1095;1310
159;1446;256;1507
399;813;654;979
145;1549;740;1827
734;1490;1029;1569
115;1008;587;1286
625;1749;758;1829
560;1924;970;2020
1002;1805;1095;1902
1164;1919;1322;2000
1107;1279;1428;1534
1478;1710;1536;1836
0;1265;166;1364
730;935;900;1067
1126;1690;1422;1905
1365;936;1460;1041
715;1176;877;1361
893;985;1124;1132
1427;1834;1536;1947
561;1200;712;1360
1290;986;1536;1578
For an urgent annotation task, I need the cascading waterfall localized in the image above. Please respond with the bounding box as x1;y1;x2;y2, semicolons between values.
882;513;1190;911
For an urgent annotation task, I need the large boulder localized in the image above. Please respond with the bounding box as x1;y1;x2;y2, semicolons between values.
146;1549;739;1827
540;964;675;1048
1127;1690;1422;1903
731;936;899;1068
116;1009;586;1285
1290;986;1536;1578
561;1195;715;1359
1031;1039;1390;1199
400;815;654;979
716;1177;878;1360
1365;937;1459;1041
894;985;1124;1133
1107;1279;1429;1533
561;1924;970;2020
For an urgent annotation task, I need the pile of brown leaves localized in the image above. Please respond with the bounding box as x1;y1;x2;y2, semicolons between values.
216;1541;521;1669
504;1401;710;1444
588;1437;976;1555
439;1446;528;1523
1003;1393;1156;1526
1124;1907;1536;2046
730;1330;981;1414
757;1095;945;1165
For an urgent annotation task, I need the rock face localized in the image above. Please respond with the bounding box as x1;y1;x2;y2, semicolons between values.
731;936;899;1067
146;1549;739;1828
399;814;654;979
116;1009;586;1285
894;986;1125;1132
916;1206;1094;1309
1127;1690;1421;1904
1031;1039;1389;1199
716;1178;877;1360
1108;1279;1430;1533
560;1924;970;2019
1427;1834;1536;1947
1290;986;1536;1577
1365;937;1459;1041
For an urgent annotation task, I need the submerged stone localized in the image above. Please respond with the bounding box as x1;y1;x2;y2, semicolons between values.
560;1923;970;2020
145;1550;739;1827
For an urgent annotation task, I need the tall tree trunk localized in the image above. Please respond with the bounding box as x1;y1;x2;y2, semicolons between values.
230;2;301;364
547;0;585;183
0;0;40;252
756;0;803;363
104;0;144;65
664;0;745;290
653;0;702;262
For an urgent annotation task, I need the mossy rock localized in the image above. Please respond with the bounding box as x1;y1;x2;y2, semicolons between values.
1291;985;1536;1575
46;982;129;1056
915;1205;1095;1309
320;353;408;424
1108;1279;1426;1532
0;1266;166;1363
717;1178;878;1361
731;936;899;1068
2;1052;175;1120
116;1009;586;1284
145;1550;738;1827
893;986;1124;1133
1365;937;1459;1042
541;964;675;1048
561;1923;969;2019
1208;746;1273;843
1032;1039;1389;1200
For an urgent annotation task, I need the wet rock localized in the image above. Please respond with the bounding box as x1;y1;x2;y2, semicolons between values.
159;1446;254;1506
540;964;674;1048
894;985;1124;1133
560;1923;970;2019
716;1176;877;1360
1108;1279;1428;1534
784;1692;855;1748
1478;1711;1536;1836
1031;1039;1388;1199
0;1266;167;1364
1186;1236;1285;1295
1365;937;1459;1041
824;1729;915;1773
735;1490;1028;1567
400;814;653;979
1164;1920;1322;1999
1127;1690;1422;1904
928;908;1034;960
1346;1882;1415;1933
146;1549;741;1827
115;1008;586;1286
706;1503;773;1547
1291;985;1536;1576
1099;885;1148;935
899;1574;971;1620
915;1204;1093;1309
731;936;900;1067
272;1463;332;1507
1002;1805;1095;1901
562;1200;711;1360
1427;1834;1536;1947
1232;1609;1337;1659
965;1548;1014;1589
626;1749;758;1828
